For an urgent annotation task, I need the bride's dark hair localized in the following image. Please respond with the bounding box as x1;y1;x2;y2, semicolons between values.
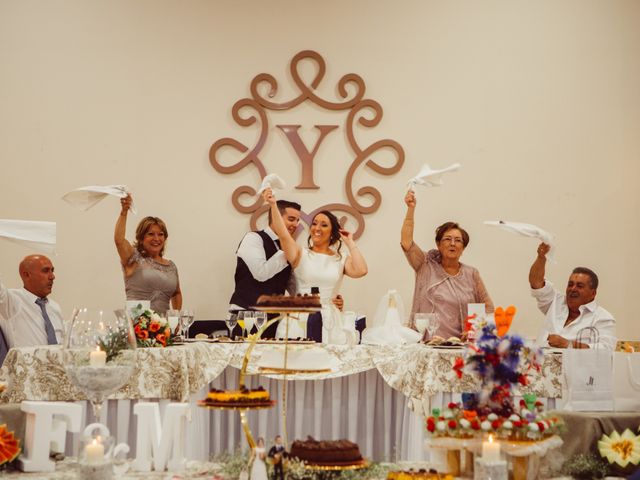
307;210;342;257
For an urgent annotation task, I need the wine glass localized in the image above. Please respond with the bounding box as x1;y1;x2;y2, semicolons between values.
414;313;429;338
226;313;238;339
63;308;136;420
425;313;439;340
179;309;195;339
166;309;180;336
243;311;256;337
254;312;266;333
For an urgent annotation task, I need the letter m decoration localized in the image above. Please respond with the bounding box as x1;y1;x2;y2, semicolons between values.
209;50;405;239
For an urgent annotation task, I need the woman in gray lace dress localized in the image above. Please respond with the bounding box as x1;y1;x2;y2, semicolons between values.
114;195;182;314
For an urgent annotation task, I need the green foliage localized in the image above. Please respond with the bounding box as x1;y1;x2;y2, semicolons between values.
98;329;131;362
561;453;609;479
212;449;250;479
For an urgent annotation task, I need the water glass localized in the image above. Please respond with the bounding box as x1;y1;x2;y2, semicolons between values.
425;313;439;339
414;313;430;335
166;310;180;336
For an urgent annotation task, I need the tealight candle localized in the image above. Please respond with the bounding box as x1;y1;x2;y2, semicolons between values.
85;438;104;464
482;434;500;463
89;347;106;367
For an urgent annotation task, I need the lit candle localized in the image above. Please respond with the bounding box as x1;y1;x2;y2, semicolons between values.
89;346;106;367
482;434;501;463
84;438;104;464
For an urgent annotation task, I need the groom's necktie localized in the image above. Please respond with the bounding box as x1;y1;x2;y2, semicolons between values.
35;297;58;345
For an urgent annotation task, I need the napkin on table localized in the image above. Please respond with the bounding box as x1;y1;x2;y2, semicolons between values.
62;185;136;214
484;220;556;260
0;219;56;254
406;163;461;192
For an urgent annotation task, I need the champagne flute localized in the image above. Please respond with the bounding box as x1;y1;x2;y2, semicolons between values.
226;313;238;339
237;311;246;338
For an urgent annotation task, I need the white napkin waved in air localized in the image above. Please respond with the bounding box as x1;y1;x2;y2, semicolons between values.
0;219;56;254
406;163;461;192
62;185;136;214
484;220;556;260
257;174;286;194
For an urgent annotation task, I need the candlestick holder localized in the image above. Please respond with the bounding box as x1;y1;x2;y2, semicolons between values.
78;433;115;480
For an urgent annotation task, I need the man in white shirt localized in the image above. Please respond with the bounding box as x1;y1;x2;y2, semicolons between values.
0;255;65;354
529;243;615;350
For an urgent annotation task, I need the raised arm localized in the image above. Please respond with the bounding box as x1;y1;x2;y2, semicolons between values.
529;242;550;289
114;194;135;266
342;231;368;278
400;190;416;251
263;188;301;267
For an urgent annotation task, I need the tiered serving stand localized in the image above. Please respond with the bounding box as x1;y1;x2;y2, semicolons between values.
199;307;368;472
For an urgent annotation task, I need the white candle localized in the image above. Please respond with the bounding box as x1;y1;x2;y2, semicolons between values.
89;347;106;367
85;438;104;464
482;434;501;463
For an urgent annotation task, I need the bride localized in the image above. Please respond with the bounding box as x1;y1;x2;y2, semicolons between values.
263;188;368;344
250;437;267;480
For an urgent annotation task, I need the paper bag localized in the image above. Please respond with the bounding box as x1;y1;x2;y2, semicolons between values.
561;347;614;411
613;352;640;411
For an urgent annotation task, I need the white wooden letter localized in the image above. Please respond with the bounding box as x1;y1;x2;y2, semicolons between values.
18;401;82;472
132;402;190;471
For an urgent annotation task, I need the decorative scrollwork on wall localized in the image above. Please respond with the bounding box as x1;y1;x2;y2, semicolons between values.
210;50;405;239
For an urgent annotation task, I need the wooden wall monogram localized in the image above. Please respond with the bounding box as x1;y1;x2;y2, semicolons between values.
209;50;405;239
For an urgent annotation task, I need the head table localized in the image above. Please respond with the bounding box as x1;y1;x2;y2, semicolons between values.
0;343;562;463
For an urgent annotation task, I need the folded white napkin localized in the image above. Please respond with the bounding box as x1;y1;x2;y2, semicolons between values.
62;185;136;214
257;174;286;194
0;219;56;254
407;163;461;192
484;220;556;260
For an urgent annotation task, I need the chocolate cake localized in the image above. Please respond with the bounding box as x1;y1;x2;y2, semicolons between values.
289;436;363;466
256;293;321;309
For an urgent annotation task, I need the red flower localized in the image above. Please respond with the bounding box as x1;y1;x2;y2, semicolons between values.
138;329;149;340
453;357;465;379
491;420;501;430
513;421;523;428
156;334;167;347
519;399;526;407
149;322;161;333
426;418;436;433
471;420;481;430
518;374;528;386
447;420;457;429
448;402;458;409
537;422;545;432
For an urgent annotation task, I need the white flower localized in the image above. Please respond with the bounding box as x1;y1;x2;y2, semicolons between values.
151;313;163;323
502;421;513;430
529;423;539;431
509;414;520;422
520;408;531;417
488;413;498;421
481;421;492;431
444;410;453;419
460;419;471;429
497;338;511;354
437;421;446;432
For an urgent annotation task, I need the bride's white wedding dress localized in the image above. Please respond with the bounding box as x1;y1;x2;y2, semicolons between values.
250;446;267;480
276;248;355;344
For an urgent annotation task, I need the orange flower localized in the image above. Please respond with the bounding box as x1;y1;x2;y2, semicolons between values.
462;410;478;421
149;322;161;333
0;424;20;465
156;334;167;347
164;327;171;337
139;329;149;340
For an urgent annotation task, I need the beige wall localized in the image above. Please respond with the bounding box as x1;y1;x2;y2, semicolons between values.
1;0;638;341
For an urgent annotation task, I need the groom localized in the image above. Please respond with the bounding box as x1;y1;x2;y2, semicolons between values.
267;435;286;480
228;199;302;338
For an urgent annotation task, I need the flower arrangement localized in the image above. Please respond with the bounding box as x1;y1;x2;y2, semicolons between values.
131;307;174;348
598;428;640;469
454;324;542;416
